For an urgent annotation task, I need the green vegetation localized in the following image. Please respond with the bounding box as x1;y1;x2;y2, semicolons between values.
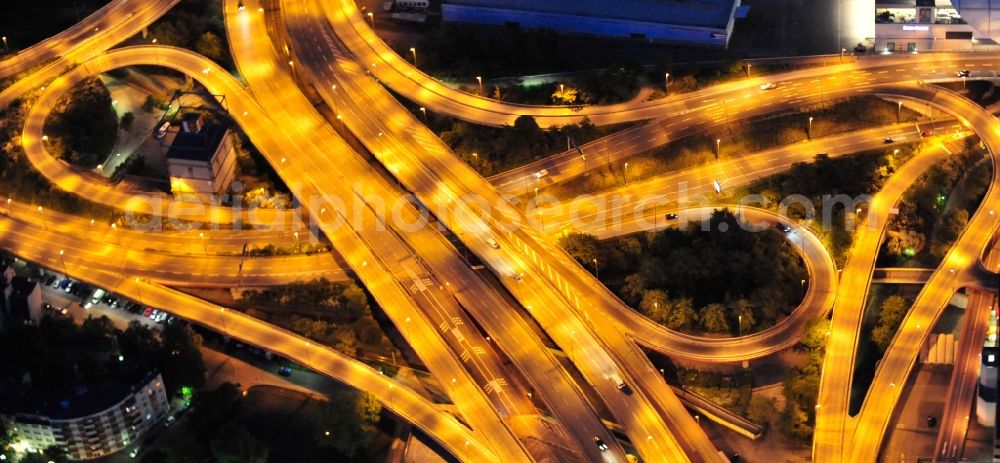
145;0;233;70
419;112;631;175
141;384;387;463
780;317;828;443
240;279;396;359
881;137;990;266
541;97;921;199
315;389;383;458
44;77;118;168
719;145;919;264
561;209;808;335
0;315;205;399
676;368;754;414
0;95;118;218
139;383;266;463
870;295;912;353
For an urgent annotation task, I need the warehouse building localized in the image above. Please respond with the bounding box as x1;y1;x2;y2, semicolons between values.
441;0;747;48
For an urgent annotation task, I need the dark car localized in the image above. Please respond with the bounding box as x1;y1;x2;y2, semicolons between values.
42;274;57;286
883;137;894;144
927;415;938;428
593;436;608;451
920;130;934;138
776;222;792;233
278;366;293;377
957;69;971;77
665;213;679;220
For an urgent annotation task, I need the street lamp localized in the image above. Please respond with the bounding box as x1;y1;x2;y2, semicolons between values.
294;231;300;253
664;73;670;94
738;314;742;337
58;249;68;276
419;107;427;120
715;138;721;160
1;36;7;53
367;12;374;27
746;63;751;77
592;258;599;280
897;101;902;123
476;76;483;95
623;162;629;186
376;131;384;162
409;47;417;65
808;116;814;140
199;232;208;254
840;47;846;63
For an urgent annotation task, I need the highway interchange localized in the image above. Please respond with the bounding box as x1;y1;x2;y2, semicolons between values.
3;0;1000;461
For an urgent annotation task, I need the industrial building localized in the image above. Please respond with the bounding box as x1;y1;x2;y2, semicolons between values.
164;112;238;203
441;0;747;48
875;0;995;52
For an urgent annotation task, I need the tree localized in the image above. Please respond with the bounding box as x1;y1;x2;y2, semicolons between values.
871;295;910;352
120;112;135;132
639;289;670;324
558;233;601;269
159;323;206;396
195;32;225;63
665;298;697;331
316;390;382;457
931;209;969;259
734;298;757;332
700;303;729;333
210;421;268;463
620;273;646;306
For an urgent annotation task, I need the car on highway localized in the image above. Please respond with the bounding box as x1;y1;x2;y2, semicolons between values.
485;237;500;249
665;213;679;220
883;137;895;144
534;169;549;179
957;69;971;77
237;1;245;10
759;82;777;91
920;130;934;138
927;415;937;427
776;222;792;233
593;436;609;451
278;366;293;377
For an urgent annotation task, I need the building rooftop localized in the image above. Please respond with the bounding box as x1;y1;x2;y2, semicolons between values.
1;367;160;421
166;113;230;163
443;0;741;29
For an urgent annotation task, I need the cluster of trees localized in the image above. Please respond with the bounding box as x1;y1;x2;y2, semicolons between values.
0;315;206;401
431;114;613;175
0;101;115;218
674;368;753;413
560;209;808;335
314;389;383;458
147;0;231;69
884;139;990;265
140;383;268;463
241;279;395;358
781;317;828;442
45;77;118;168
741;148;909;263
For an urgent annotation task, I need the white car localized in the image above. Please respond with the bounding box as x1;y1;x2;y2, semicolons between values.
534;169;549;179
759;83;777;91
485;237;500;249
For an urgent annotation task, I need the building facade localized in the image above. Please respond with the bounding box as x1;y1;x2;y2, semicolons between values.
441;0;746;48
8;371;169;460
165;112;237;203
875;0;984;52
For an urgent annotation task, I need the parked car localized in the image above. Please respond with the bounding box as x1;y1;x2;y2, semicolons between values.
143;306;154;317
278;366;293;377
